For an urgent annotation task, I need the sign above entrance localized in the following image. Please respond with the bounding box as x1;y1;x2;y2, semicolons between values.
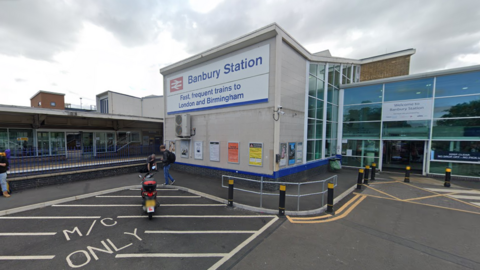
432;151;480;162
382;99;432;121
166;44;270;115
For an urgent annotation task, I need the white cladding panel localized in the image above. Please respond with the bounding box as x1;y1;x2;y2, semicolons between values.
142;96;164;118
111;93;142;116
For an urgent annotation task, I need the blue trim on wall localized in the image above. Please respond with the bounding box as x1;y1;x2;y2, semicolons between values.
175;158;331;179
167;98;268;115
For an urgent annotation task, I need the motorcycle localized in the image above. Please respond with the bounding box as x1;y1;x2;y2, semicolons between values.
139;168;159;220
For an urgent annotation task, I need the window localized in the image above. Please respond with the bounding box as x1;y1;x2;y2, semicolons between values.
434;95;480;118
100;98;109;114
38;101;41;106
50;102;56;107
383;120;430;139
435;71;480;97
384;78;434;102
344;85;383;105
9;129;34;157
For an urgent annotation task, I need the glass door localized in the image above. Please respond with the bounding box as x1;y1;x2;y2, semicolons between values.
382;141;425;173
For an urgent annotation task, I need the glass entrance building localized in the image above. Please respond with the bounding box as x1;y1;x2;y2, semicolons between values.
340;65;480;178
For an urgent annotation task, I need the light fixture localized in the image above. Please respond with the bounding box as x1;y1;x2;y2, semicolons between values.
463;87;468;90
273;105;285;121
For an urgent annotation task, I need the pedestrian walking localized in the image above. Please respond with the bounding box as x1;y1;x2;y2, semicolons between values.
160;145;176;185
0;150;10;198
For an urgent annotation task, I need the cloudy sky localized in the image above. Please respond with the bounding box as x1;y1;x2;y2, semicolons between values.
1;0;479;108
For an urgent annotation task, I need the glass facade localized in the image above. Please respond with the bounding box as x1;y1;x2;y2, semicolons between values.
342;70;480;178
307;62;360;162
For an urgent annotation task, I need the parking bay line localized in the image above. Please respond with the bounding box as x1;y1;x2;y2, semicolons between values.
0;233;57;236
52;204;225;207
0;216;101;219
0;256;55;260
96;195;201;198
116;253;228;258
130;189;178;191
145;230;257;234
118;215;277;219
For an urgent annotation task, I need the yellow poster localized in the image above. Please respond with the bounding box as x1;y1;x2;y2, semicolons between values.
249;143;263;166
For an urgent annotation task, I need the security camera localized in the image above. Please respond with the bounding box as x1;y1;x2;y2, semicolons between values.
280;111;285;115
278;105;283;110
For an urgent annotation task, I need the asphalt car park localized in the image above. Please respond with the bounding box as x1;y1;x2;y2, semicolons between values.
0;186;279;270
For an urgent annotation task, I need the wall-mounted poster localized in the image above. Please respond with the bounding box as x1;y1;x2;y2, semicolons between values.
194;141;203;160
279;143;287;167
167;141;176;152
249;143;263;166
180;140;190;158
296;142;303;164
228;142;239;164
209;141;220;162
288;142;296;165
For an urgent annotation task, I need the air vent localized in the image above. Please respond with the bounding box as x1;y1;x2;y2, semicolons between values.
175;114;191;137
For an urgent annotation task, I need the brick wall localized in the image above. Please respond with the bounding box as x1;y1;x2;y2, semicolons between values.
360;56;411;81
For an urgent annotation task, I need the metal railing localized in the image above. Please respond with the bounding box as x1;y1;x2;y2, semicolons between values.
6;145;161;175
221;175;338;211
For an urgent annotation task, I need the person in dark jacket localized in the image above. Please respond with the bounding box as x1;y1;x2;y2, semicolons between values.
0;151;10;198
146;153;157;173
160;145;175;185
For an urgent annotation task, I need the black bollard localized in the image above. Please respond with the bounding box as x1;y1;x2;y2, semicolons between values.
404;166;410;183
364;165;370;185
357;169;364;189
371;163;377;181
326;182;335;214
444;168;451;187
228;179;234;207
279;185;286;216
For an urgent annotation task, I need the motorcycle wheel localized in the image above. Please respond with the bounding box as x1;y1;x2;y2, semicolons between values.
148;212;153;220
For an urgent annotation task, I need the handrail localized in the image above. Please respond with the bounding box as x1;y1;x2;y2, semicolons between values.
221;175;337;211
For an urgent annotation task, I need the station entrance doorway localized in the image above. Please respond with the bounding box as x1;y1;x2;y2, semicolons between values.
382;141;426;173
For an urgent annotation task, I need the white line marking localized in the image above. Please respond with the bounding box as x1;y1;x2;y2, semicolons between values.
162;204;224;207
426;188;480;194
52;204;140;207
0;256;55;260
52;204;223;207
96;195;201;198
116;253;227;258
448;195;480;200
0;233;57;236
209;216;279;270
130;189;178;191
145;230;257;234
472;202;480;207
86;220;97;236
117;215;277;219
0;216;101;219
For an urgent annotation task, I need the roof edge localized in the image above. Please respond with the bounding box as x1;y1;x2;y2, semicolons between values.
359;48;416;64
30;90;65;100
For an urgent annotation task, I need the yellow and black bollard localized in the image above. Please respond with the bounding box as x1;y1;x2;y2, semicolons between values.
444;168;451;187
228;179;234;207
404;166;410;183
357;169;364;189
371;163;377;180
326;182;335;214
279;185;286;216
363;165;370;185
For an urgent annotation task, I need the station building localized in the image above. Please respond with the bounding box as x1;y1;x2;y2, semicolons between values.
160;23;479;180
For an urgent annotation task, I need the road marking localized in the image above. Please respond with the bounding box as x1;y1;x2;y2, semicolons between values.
288;195;367;224
96;195;201;198
364;185;401;200
0;256;55;260
359;193;480;215
208;216;279;270
117;215;276;219
0;233;57;236
145;230;257;234
425;188;480;194
473;202;480;207
448;195;480;200
116;253;227;258
370;181;398;184
52;204;223;207
0;216;101;219
404;193;455;201
403;183;480;209
130;189;178;191
52;204;140;207
287;194;361;222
